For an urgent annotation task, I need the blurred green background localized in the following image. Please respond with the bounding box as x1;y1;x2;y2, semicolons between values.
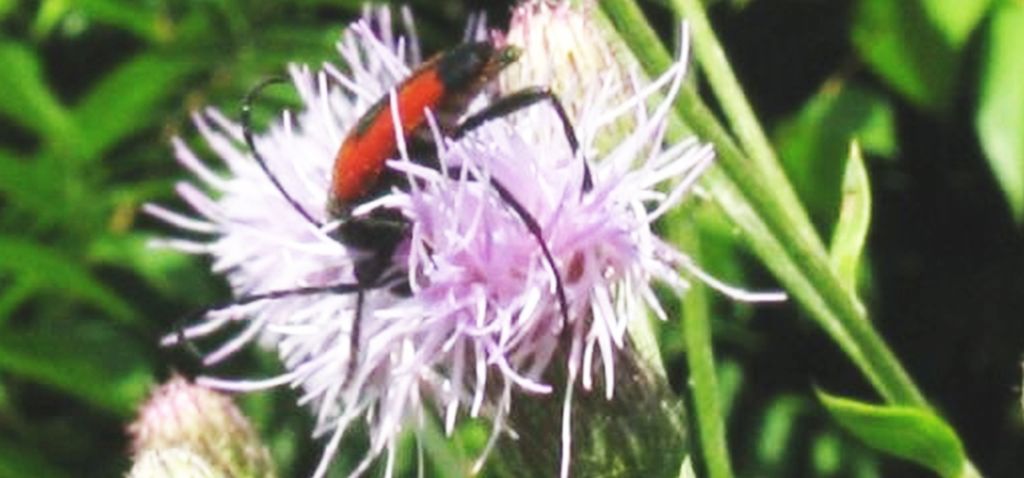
1;0;1022;476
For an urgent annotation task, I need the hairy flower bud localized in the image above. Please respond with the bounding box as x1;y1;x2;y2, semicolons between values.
503;1;626;112
127;448;225;478
128;376;274;478
502;0;637;153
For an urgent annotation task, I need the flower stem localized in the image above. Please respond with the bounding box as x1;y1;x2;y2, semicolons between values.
668;0;783;181
668;213;735;478
595;0;925;409
593;0;991;474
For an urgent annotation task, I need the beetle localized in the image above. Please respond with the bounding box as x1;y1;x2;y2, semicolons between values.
223;38;591;379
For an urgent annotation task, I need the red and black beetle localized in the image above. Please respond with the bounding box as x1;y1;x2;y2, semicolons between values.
224;37;590;375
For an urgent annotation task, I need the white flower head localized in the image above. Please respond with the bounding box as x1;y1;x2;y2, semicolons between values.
147;4;781;477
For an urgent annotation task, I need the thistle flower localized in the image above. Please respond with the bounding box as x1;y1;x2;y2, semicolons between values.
146;4;780;477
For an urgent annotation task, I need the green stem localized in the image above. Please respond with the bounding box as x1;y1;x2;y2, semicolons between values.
669;214;734;478
669;0;784;181
594;0;986;474
596;0;925;410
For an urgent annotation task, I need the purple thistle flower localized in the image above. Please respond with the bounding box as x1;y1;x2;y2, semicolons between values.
147;4;782;477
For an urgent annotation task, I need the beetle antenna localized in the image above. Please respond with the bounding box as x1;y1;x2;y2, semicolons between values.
488;179;572;335
169;281;365;354
242;77;324;228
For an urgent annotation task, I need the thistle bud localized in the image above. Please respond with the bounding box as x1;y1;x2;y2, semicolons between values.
127;376;274;478
127;448;224;478
501;0;636;150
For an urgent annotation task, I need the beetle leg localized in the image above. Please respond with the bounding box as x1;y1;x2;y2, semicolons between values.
453;86;593;193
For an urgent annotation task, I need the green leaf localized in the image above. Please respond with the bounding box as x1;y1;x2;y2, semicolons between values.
0;149;64;222
817;390;968;477
851;0;962;113
0;436;71;478
0;279;39;325
828;141;872;291
31;0;71;38
0;0;17;21
920;0;992;46
757;395;805;466
976;1;1024;222
0;41;75;141
76;0;173;43
774;83;894;229
812;432;843;476
691;200;747;289
0;238;135;323
255;24;346;65
89;233;197;296
73;53;197;163
716;360;743;420
417;415;471;476
39;0;176;42
0;319;153;416
775;85;897;160
0;147;110;230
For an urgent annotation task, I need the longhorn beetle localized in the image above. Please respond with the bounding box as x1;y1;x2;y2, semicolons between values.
198;39;593;380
